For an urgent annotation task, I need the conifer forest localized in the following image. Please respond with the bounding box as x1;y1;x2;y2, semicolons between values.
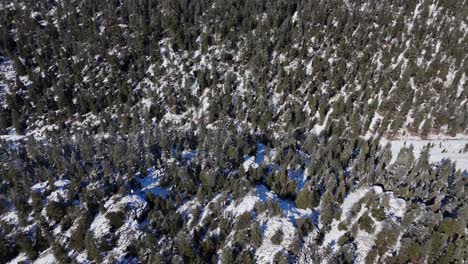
0;0;467;263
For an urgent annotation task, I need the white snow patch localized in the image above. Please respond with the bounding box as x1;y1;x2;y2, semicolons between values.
255;217;295;264
107;194;148;219
355;221;383;263
31;181;48;194
311;110;331;135
291;11;299;23
54;179;71;188
385;194;406;218
1;211;19;225
381;136;468;172
141;98;153;109
242;156;258;171
225;193;259;218
49;189;69;202
7;253;28;264
33;249;56;264
322;187;375;248
89;212;111;239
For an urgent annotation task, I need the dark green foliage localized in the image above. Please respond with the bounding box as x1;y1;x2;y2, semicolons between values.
373;226;400;255
0;235;18;263
106;211;126;230
370;206;385;221
31;191;42;213
70;215;92;251
251;222;263;248
175;231;194;259
46;201;67;223
295;187;320;209
358;213;374;233
438;219;463;237
271;229;284;245
337;222;347;231
320;193;336;228
16;232;38;259
399;240;423;263
0;196;9;215
85;231;102;262
236;212;252;231
296;217;313;235
52;241;71;263
273;251;289;264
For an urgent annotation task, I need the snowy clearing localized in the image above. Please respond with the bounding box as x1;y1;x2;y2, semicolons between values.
381;135;468;172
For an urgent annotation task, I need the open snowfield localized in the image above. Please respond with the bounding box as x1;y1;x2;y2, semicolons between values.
381;135;468;172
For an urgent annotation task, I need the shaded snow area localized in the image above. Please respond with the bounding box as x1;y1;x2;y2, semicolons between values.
288;169;307;191
381;135;468;172
243;143;309;189
49;180;71;203
315;186;406;264
182;149;197;161
138;167;169;198
242;143;267;171
31;181;48;192
1;211;19;226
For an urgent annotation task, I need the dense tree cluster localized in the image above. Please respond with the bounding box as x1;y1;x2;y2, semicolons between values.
0;0;466;137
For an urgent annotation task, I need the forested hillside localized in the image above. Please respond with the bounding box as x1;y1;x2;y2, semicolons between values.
0;0;467;263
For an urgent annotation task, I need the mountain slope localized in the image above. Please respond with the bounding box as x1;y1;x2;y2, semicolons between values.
0;0;467;263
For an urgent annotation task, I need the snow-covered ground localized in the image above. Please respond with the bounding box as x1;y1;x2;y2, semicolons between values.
0;57;15;108
7;250;57;264
319;186;406;263
381;135;468;172
138;167;169;198
7;253;29;264
255;216;295;263
223;184;318;263
33;250;57;264
88;193;148;263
